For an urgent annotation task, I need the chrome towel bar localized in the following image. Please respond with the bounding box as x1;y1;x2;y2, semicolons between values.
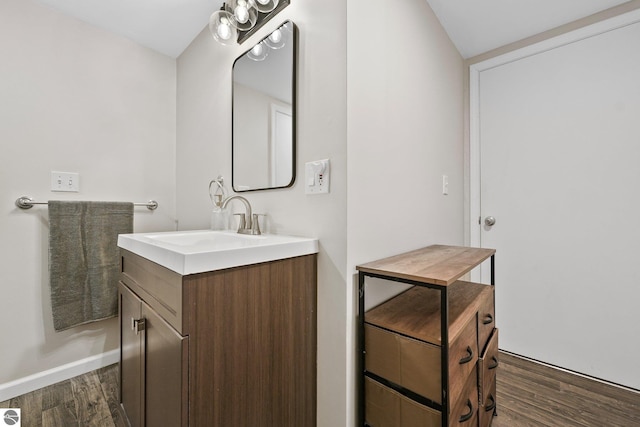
15;196;158;210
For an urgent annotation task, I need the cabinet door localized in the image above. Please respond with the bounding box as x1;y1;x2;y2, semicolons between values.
143;303;188;427
119;283;143;427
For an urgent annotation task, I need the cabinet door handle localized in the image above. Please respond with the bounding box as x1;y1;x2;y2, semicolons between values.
488;355;499;370
459;346;474;365
458;399;474;423
485;394;496;412
483;313;494;325
132;318;146;335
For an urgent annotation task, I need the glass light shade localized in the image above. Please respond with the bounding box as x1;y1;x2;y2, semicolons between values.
281;21;293;34
209;10;238;45
264;27;286;49
225;0;258;31
248;0;279;13
247;41;269;61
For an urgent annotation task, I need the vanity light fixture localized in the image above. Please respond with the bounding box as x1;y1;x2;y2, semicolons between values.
249;0;279;13
226;0;258;31
209;8;238;45
209;0;289;45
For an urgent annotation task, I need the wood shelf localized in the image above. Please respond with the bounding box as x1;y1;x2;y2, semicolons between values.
356;245;495;286
365;281;493;345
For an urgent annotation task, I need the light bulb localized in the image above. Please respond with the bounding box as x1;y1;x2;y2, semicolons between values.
217;19;232;40
264;26;286;49
249;0;278;13
226;0;257;31
234;4;249;24
248;41;268;61
251;44;264;56
210;10;238;45
269;29;282;44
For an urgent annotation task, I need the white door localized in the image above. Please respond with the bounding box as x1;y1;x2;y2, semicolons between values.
471;13;640;390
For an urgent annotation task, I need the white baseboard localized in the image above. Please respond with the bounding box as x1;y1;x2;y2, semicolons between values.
0;349;119;402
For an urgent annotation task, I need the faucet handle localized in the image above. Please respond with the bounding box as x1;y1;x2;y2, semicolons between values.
251;214;265;235
233;213;246;231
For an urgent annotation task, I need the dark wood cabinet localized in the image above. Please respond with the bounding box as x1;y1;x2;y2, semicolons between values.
357;245;498;427
118;283;188;427
119;284;143;427
119;250;317;426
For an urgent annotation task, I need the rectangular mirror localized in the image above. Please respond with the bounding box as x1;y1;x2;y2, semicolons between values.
232;21;296;192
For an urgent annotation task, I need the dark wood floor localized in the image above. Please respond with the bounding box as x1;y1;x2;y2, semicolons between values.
2;352;639;426
0;364;127;427
493;352;640;427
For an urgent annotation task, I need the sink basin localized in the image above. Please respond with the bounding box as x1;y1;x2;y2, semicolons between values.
117;230;319;275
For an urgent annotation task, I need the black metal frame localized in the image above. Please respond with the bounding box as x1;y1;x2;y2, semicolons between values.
231;20;298;193
358;254;495;427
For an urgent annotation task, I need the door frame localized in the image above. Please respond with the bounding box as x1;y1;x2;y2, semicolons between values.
468;8;640;260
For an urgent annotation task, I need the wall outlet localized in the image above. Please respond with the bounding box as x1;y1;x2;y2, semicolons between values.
305;159;330;195
51;171;79;192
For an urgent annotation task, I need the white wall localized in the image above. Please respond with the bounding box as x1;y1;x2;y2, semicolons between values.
346;0;465;423
347;0;465;273
176;1;348;426
0;0;176;393
177;0;464;426
0;0;466;419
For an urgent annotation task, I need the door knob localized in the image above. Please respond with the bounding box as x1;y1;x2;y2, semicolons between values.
484;216;496;227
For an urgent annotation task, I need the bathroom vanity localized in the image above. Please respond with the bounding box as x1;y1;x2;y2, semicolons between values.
117;230;318;427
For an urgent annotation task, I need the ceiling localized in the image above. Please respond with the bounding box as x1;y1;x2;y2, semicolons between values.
34;0;220;58
425;0;632;58
34;0;632;58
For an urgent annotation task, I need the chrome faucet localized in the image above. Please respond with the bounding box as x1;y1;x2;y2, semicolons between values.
220;195;262;235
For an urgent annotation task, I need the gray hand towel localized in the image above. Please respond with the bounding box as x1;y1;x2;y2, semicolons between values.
48;201;133;331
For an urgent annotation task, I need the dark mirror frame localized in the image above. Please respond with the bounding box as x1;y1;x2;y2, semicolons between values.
231;20;297;193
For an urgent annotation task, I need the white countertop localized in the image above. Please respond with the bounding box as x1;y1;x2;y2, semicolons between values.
118;230;319;275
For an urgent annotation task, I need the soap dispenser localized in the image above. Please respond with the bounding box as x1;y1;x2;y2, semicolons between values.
209;176;230;230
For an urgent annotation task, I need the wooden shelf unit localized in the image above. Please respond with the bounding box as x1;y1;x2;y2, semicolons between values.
357;245;497;427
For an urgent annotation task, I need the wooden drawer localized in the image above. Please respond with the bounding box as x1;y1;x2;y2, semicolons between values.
365;324;441;403
451;365;479;427
365;315;477;405
478;328;499;404
479;377;497;427
478;289;495;352
121;250;185;334
365;376;441;427
448;315;478;405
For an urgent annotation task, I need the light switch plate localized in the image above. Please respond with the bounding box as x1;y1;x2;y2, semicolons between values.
51;171;79;192
305;159;330;194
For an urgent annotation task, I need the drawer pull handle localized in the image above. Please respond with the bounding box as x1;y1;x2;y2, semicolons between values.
485;394;496;412
459;399;474;423
488;356;499;370
459;346;474;364
483;313;494;325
